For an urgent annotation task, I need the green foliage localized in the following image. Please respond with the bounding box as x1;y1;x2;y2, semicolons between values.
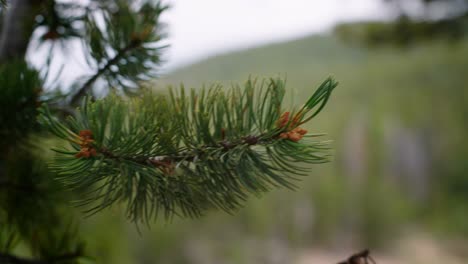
24;0;168;105
37;1;84;42
0;51;87;264
0;145;86;263
334;0;468;46
39;77;337;224
72;0;167;101
0;217;19;253
334;16;468;47
0;61;42;150
1;1;341;262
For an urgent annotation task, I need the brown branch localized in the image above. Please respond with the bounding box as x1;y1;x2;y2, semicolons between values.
337;249;377;264
69;40;141;106
0;251;82;264
98;134;265;168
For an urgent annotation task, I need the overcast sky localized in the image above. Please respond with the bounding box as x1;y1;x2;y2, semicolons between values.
162;0;389;70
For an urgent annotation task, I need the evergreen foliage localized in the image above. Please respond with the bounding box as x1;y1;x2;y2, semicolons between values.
40;78;336;223
10;0;167;105
0;61;42;147
71;0;167;104
335;0;468;46
0;61;85;262
0;0;337;263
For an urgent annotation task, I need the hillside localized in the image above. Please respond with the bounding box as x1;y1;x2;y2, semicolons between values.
162;33;468;243
164;34;365;85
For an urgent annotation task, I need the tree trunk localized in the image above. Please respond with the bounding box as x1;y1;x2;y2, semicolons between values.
0;0;43;184
0;0;42;63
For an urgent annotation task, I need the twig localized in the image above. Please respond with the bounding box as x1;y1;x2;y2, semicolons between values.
337;249;377;264
69;40;141;106
98;134;266;168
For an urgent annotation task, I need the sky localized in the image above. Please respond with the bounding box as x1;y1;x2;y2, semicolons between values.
161;0;389;70
28;0;391;87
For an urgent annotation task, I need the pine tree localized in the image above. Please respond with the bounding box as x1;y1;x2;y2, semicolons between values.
0;1;337;263
335;0;468;46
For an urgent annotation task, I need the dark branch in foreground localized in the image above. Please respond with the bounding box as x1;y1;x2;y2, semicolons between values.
70;40;142;106
337;249;377;264
0;251;83;264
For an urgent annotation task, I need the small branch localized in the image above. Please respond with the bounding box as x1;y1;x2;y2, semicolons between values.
0;251;82;264
337;249;377;264
98;134;266;169
70;40;141;106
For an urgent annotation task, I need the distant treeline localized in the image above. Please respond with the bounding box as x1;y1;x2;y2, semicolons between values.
335;0;468;46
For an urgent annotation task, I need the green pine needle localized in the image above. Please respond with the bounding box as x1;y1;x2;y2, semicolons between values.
39;77;337;224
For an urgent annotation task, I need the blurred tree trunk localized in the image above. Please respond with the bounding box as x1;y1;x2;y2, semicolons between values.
0;0;42;187
0;0;42;63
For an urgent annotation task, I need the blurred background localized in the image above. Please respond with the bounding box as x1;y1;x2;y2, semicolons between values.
32;0;468;263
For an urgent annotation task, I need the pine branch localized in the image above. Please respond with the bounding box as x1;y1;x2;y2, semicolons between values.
0;61;42;189
68;0;167;105
70;40;142;106
39;77;338;223
98;134;267;167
